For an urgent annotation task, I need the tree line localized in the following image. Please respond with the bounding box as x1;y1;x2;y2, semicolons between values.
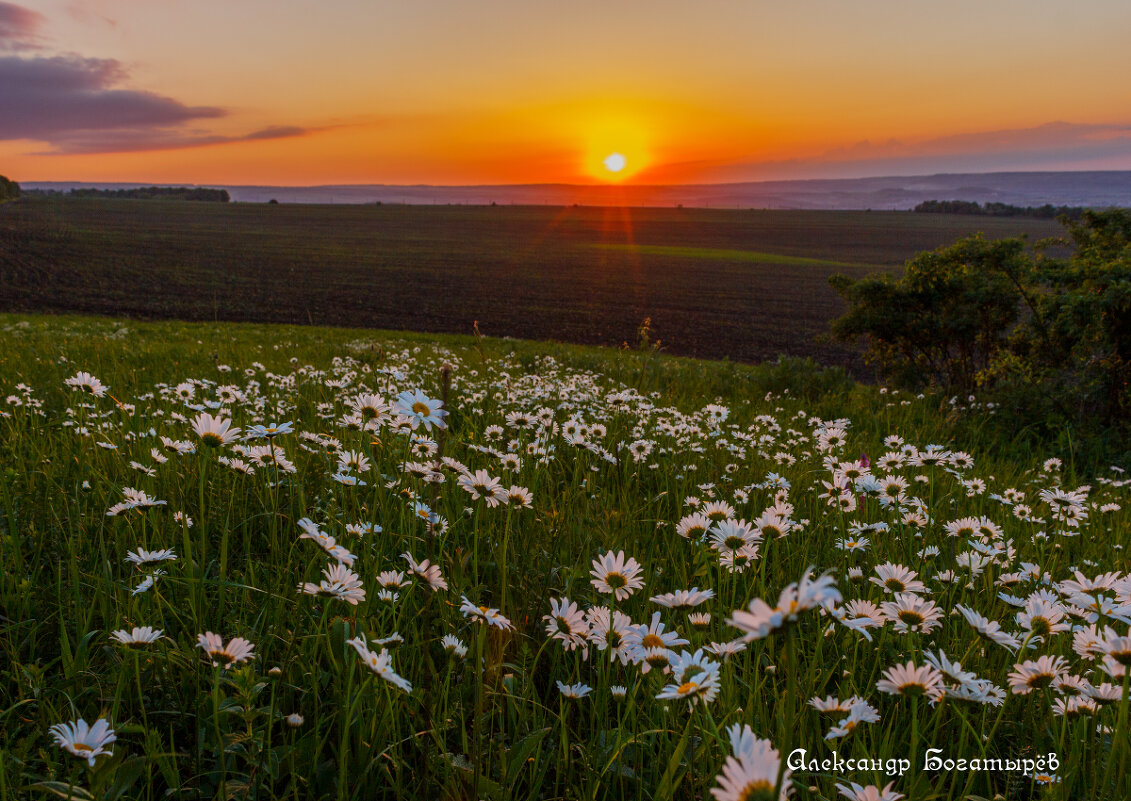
913;199;1090;219
61;186;231;202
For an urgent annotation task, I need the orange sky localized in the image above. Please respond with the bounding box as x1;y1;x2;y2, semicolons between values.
3;0;1131;185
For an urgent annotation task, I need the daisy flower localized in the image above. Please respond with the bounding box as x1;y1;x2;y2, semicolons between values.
196;632;256;667
49;718;116;766
704;639;748;660
1008;655;1069;694
625;612;690;672
876;660;944;702
676;513;712;539
586;607;635;664
402;552;448;591
192;412;241;447
1099;627;1131;666
709;725;789;801
556;681;592;699
457;469;508;507
245;421;294;439
869;563;927;595
880;593;943;634
131;570;165;596
346;637;412;692
459;596;513;630
352;393;390;422
544;597;589;651
836;782;904;801
393;389;448;431
688;612;712;630
441;634;468;658
124;547;177;566
650;587;716;608
506;485;533;508
657;649;721;704
809;695;860;715
1016;598;1071;638
728;568;840;642
110;626;164;648
709;519;758;554
64;372;108;398
955;605;1021;651
299;562;366;605
825;702;881;740
590;550;645;601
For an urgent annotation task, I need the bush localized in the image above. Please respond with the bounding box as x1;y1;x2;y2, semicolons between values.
0;174;20;203
827;236;1026;393
829;210;1131;463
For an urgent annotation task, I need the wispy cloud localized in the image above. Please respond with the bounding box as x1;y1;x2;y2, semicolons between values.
0;1;46;50
31;123;312;155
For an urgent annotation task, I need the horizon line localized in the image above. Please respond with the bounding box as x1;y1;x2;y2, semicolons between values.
19;167;1131;191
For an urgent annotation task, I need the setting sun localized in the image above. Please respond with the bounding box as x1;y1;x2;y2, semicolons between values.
603;153;627;173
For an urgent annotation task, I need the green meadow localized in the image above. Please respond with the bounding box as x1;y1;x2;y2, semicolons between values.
1;313;1127;800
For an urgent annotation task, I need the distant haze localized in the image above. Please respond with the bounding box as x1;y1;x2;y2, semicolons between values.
23;171;1131;210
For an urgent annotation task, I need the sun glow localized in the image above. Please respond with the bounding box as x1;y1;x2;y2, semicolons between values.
581;112;649;181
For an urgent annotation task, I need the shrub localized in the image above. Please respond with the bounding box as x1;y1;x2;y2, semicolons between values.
827;236;1026;393
829;210;1131;462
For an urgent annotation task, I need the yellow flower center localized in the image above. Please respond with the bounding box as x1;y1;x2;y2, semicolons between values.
605;573;627;590
737;779;776;801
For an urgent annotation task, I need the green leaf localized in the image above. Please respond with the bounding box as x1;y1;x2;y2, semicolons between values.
506;726;550;790
655;719;692;801
25;782;95;800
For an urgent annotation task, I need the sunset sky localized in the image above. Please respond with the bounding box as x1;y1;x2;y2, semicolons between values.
2;0;1131;186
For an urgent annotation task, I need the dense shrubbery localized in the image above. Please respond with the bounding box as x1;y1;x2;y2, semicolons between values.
830;209;1131;463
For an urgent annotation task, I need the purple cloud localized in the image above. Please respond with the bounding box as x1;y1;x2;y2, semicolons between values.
0;1;45;49
0;53;309;154
0;55;223;143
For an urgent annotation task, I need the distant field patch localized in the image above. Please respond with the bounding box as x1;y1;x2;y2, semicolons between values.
0;199;1064;371
589;242;876;269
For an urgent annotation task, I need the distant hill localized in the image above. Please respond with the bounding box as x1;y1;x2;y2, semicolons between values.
21;170;1131;210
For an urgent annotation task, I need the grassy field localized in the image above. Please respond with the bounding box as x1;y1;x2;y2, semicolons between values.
0;198;1066;371
1;313;1128;800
